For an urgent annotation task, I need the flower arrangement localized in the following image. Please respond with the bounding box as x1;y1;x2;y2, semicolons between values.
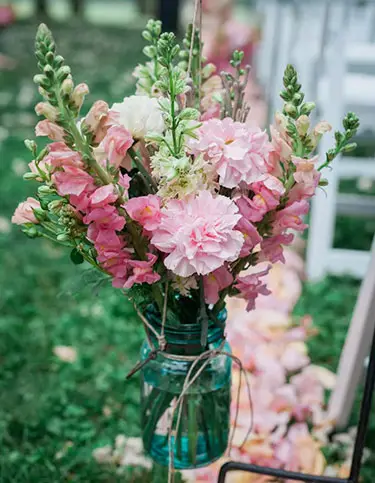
12;21;359;471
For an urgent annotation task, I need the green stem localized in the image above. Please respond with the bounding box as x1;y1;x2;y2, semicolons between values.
169;70;178;155
128;147;157;193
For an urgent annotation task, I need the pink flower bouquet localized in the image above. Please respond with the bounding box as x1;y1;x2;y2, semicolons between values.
12;21;359;472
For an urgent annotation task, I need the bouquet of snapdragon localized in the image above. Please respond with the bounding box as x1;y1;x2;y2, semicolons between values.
12;21;359;471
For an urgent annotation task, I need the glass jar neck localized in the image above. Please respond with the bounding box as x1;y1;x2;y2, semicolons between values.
145;303;227;355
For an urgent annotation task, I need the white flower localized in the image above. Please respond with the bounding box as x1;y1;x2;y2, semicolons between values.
110;95;165;140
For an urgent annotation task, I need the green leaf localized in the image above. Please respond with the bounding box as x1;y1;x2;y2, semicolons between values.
70;248;84;265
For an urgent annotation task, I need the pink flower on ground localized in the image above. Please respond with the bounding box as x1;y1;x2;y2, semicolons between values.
12;197;41;224
89;185;118;208
125;194;161;232
84;205;125;232
273;200;309;234
258;233;294;264
236;175;285;223
124;253;161;288
203;265;233;304
152;191;244;277
53;166;95;196
101;125;133;169
188;118;271;188
35;119;65;141
235;267;271;311
236;217;262;257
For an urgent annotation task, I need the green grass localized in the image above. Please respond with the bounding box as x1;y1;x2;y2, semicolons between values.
0;18;374;483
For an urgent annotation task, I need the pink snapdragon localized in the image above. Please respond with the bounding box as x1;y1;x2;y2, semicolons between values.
289;155;321;201
45;142;84;169
124;253;161;288
12;197;41;225
188;118;271;188
101;125;133;169
236;217;262;257
35;119;65;142
236;175;284;223
89;185;118;208
152;191;244;277
203;265;233;304
273;201;309;234
235;267;271;311
53;166;96;197
84;205;125;232
258;233;294;264
125;194;161;232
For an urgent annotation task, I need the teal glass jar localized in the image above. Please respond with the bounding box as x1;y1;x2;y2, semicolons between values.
140;304;231;469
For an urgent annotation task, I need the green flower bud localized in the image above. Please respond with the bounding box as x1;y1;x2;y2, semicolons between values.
24;139;37;154
300;102;316;115
23;172;39;180
57;233;70;242
38;185;55;195
56;66;71;82
33;207;48;221
284;102;297;117
48;200;65;213
61;77;74;96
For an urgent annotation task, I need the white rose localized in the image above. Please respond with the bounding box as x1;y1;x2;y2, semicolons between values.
110;95;165;140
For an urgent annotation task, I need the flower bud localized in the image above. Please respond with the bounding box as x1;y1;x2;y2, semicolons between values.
284;103;297;117
57;233;70;242
24;139;37;154
296;115;310;136
201;63;216;79
61;77;74;96
23;172;39;180
33;207;48;221
48;199;65;213
300;102;316;115
23;226;39;238
35;102;58;122
38;185;55;195
56;65;71;82
71;83;89;110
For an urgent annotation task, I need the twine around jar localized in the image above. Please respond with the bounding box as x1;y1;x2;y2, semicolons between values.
127;282;254;483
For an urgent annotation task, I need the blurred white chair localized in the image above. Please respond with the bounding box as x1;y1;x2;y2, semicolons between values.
307;2;375;280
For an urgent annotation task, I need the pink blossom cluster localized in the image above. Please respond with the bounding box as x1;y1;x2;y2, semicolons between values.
14;81;325;313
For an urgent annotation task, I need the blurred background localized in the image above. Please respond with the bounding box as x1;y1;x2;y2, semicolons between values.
0;0;374;482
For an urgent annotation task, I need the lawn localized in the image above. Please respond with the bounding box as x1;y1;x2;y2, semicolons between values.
0;18;374;483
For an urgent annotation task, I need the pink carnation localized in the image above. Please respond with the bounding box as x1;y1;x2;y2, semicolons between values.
101;125;133;169
235;267;271;311
152;191;244;277
203;265;233;304
53;166;95;197
189;117;271;188
125;195;161;232
35;119;65;142
124;253;161;289
12;197;41;225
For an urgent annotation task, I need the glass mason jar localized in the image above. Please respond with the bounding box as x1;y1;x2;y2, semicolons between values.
140;304;232;469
